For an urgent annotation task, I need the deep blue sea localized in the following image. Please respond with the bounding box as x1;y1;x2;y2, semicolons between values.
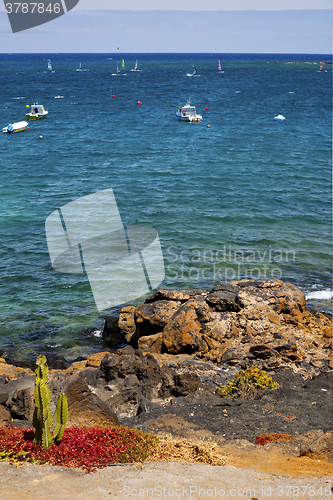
0;53;332;363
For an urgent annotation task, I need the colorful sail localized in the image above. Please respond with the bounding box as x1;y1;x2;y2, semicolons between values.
192;65;197;76
47;59;52;71
218;60;222;72
122;59;125;69
319;62;324;71
134;60;138;71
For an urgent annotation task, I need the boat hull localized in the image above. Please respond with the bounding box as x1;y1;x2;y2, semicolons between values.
26;112;48;120
26;114;45;120
176;102;202;122
176;112;202;122
3;121;28;133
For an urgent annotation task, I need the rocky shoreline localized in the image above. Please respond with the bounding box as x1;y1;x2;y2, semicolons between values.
0;279;332;468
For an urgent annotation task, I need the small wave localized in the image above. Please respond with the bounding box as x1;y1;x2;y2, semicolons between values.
306;290;333;300
13;97;25;99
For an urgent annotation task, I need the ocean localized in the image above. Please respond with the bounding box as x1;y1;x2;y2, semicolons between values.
0;53;332;364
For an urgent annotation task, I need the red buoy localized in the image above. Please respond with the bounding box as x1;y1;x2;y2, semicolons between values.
113;95;115;98
205;107;209;110
137;101;142;105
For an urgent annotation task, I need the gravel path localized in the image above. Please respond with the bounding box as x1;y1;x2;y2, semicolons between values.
0;461;332;500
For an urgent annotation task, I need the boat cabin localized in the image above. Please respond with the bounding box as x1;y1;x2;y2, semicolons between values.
30;104;47;115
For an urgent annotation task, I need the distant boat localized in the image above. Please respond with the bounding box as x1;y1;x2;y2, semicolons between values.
176;101;202;122
26;103;48;120
131;60;139;71
76;62;88;72
3;121;28;133
318;62;324;72
273;114;285;121
192;64;197;76
47;59;54;73
117;63;120;75
122;59;125;70
218;60;224;74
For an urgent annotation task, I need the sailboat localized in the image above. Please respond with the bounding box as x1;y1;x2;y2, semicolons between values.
318;62;324;72
218;60;224;74
131;60;139;71
76;62;83;71
116;63;120;75
121;59;125;70
192;64;197;76
47;59;54;73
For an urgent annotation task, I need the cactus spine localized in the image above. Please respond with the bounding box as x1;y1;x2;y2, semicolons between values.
33;355;68;448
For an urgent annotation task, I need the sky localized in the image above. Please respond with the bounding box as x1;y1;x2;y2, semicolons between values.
0;1;332;53
77;0;331;10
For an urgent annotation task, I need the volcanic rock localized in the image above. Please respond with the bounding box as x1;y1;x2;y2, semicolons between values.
102;279;331;377
65;376;119;427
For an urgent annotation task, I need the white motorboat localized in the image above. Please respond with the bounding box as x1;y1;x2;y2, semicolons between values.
176;102;202;122
273;114;285;121
26;103;48;120
3;121;28;133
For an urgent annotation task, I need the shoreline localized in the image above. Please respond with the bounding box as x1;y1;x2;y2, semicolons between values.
1;280;332;369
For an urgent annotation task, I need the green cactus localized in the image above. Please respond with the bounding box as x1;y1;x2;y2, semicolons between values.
33;355;68;448
53;392;68;442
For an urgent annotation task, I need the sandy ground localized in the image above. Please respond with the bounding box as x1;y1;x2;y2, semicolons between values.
0;446;332;500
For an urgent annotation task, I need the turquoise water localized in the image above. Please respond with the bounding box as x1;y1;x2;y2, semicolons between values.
0;53;332;363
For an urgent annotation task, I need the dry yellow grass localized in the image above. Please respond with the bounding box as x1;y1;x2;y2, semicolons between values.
149;435;226;466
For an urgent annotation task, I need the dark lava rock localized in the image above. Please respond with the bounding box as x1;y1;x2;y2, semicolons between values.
172;373;204;397
137;398;163;415
206;283;240;312
99;349;204;401
170;389;236;407
46;355;71;370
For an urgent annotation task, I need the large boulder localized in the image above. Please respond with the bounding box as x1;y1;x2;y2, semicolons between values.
233;280;306;315
134;300;181;343
65;376;119;427
138;332;163;354
162;302;207;355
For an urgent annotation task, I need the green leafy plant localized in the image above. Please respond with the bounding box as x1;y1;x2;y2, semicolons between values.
216;366;278;399
33;355;68;448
